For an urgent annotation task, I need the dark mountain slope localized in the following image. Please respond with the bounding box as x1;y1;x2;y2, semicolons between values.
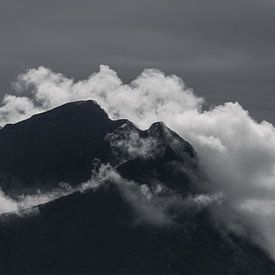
0;185;275;275
0;101;127;192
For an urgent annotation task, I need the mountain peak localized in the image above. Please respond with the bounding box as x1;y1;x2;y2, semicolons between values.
0;100;127;192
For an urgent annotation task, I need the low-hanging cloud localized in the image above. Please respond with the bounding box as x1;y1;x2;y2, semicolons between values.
0;184;74;216
0;161;219;226
1;65;275;259
80;163;222;226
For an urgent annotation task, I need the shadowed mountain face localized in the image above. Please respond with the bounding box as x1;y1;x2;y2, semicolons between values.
0;101;127;192
0;101;275;274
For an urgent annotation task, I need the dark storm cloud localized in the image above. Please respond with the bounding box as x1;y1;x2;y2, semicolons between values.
0;0;274;121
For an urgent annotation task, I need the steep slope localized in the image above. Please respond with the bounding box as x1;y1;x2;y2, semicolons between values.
0;186;275;275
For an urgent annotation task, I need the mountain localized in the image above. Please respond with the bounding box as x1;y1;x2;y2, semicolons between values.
0;100;198;195
0;100;275;274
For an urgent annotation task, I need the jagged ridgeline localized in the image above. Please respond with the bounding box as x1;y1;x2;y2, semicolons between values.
0;101;275;274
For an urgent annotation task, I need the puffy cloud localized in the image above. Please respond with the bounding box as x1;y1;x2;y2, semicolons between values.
1;65;275;259
0;65;202;127
0;95;38;125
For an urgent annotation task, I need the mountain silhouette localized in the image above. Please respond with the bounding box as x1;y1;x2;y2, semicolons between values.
0;100;275;274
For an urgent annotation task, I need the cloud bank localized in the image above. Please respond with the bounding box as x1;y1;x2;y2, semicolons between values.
1;65;275;259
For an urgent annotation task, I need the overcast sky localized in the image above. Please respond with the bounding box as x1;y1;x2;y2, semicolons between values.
0;0;274;123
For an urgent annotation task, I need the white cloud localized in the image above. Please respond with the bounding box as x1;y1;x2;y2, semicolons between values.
0;189;18;214
0;65;202;127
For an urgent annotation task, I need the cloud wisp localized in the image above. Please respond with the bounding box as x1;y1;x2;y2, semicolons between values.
0;184;74;216
0;161;220;228
80;164;223;226
1;65;275;259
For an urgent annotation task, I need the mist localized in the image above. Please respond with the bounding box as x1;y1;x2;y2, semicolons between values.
1;65;275;259
0;185;74;216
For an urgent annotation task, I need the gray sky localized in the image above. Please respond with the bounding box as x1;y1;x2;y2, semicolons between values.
0;0;274;123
